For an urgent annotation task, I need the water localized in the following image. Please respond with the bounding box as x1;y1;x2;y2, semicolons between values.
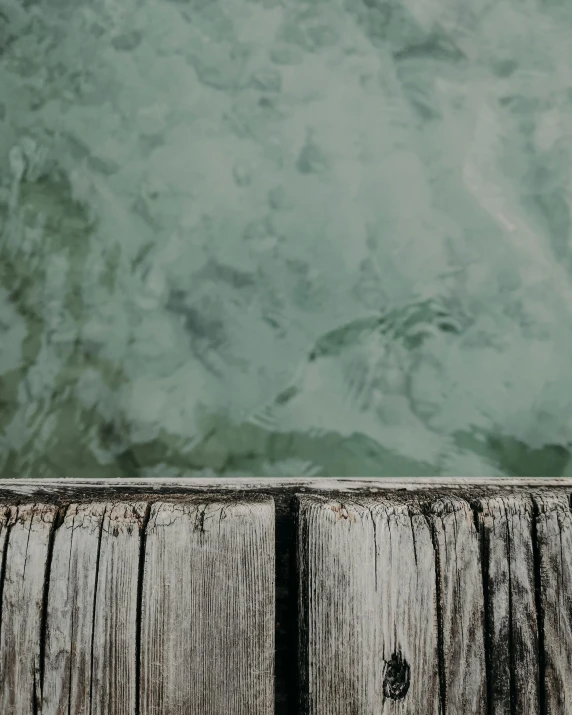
1;0;572;478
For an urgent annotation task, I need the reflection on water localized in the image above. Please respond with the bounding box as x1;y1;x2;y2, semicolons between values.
1;0;572;477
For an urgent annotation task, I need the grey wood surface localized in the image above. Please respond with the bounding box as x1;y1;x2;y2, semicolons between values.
43;502;106;715
536;493;572;714
43;501;147;715
140;498;275;715
477;495;540;714
92;502;148;715
0;504;57;715
297;494;440;715
0;479;571;715
430;497;486;713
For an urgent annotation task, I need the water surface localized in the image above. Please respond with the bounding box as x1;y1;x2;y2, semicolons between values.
1;0;572;477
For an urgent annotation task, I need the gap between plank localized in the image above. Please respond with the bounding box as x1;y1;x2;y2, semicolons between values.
88;506;105;715
37;505;62;715
427;511;447;715
473;502;493;715
531;498;548;715
0;508;15;659
135;503;151;715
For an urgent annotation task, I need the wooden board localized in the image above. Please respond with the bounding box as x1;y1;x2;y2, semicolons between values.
0;480;571;715
535;493;572;714
297;494;440;715
43;502;106;715
430;497;486;713
0;503;58;715
42;501;147;715
92;501;148;715
140;498;275;715
477;495;540;714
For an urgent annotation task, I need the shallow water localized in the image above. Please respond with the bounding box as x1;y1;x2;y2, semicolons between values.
1;0;572;478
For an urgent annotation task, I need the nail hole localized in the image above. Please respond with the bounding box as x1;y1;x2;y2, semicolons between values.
383;652;410;700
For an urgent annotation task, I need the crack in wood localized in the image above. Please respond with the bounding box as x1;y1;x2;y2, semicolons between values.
135;502;151;715
89;506;105;715
0;506;14;668
428;510;447;715
531;498;547;715
38;504;60;715
475;500;493;715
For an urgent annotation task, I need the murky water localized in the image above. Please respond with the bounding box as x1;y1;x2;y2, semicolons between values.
1;0;572;478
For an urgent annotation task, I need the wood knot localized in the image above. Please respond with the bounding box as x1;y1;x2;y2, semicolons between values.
383;652;410;700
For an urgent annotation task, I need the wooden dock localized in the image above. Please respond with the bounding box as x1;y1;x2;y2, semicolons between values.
0;477;571;714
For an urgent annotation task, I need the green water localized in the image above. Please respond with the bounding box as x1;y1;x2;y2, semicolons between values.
1;0;572;478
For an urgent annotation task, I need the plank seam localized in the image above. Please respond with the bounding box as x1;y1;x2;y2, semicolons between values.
89;505;105;715
135;502;151;715
531;497;548;715
473;501;493;715
0;507;15;686
427;511;447;715
295;499;309;715
37;505;61;715
505;513;517;715
278;495;300;715
65;505;76;715
363;503;379;590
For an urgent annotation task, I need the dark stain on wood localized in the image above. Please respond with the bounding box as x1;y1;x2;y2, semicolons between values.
383;652;411;700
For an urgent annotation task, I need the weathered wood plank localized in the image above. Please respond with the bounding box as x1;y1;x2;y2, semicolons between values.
140;498;275;715
477;495;540;714
297;495;440;715
43;502;147;715
0;503;58;715
0;480;569;715
43;502;106;715
535;492;572;714
92;501;148;715
431;497;486;713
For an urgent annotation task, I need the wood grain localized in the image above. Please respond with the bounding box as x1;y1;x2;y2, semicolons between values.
0;481;569;715
297;494;440;715
430;497;487;713
140;498;275;715
91;501;148;715
477;495;540;714
42;501;147;715
43;502;106;715
535;492;572;714
0;503;58;715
